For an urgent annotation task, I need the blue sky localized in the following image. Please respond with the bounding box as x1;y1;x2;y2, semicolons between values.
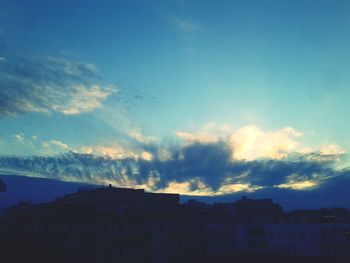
1;0;350;197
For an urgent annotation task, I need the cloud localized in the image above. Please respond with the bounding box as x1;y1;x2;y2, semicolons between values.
11;133;25;143
176;131;219;144
176;125;345;163
276;180;318;190
170;15;204;47
74;130;162;162
176;122;234;144
319;144;345;155
79;144;153;161
11;133;39;145
173;17;203;34
51;84;113;115
229;125;304;161
128;131;158;144
0;137;348;196
274;173;320;190
7;133;71;155
43;140;69;150
0;55;115;117
0;124;347;196
157;179;213;196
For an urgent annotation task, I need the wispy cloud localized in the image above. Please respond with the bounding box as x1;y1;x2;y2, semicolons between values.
176;131;219;144
0;55;115;117
173;17;203;34
276;175;319;190
79;144;153;161
170;15;204;46
128;131;158;144
7;132;71;155
11;133;25;143
176;122;233;144
42;140;69;150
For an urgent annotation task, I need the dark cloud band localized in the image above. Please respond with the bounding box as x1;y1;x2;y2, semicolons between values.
0;141;348;195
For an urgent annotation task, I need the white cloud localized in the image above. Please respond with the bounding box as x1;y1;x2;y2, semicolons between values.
80;145;130;159
275;180;318;190
128;131;158;144
176;131;219;144
229;125;303;161
79;144;153;161
276;180;318;190
141;151;153;161
53;85;114;115
274;173;322;190
176;124;306;161
175;122;234;144
156;178;262;196
157;178;213;196
12;133;25;143
0;55;116;117
217;183;263;195
319;144;345;155
50;140;69;149
176;124;347;163
174;18;202;34
170;15;205;45
298;144;346;163
42;140;70;153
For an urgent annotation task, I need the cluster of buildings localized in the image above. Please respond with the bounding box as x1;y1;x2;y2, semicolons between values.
0;185;349;262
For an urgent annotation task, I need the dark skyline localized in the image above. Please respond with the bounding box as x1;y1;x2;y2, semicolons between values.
1;184;350;262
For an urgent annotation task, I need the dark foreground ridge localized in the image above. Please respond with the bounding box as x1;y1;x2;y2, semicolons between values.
0;185;349;263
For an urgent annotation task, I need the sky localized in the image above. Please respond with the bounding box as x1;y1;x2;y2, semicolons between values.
1;0;350;200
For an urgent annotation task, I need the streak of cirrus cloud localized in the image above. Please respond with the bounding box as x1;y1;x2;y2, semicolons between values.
0;54;115;117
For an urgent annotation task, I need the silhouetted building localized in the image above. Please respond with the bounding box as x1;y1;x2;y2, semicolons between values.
212;196;283;223
1;188;349;263
0;186;207;263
